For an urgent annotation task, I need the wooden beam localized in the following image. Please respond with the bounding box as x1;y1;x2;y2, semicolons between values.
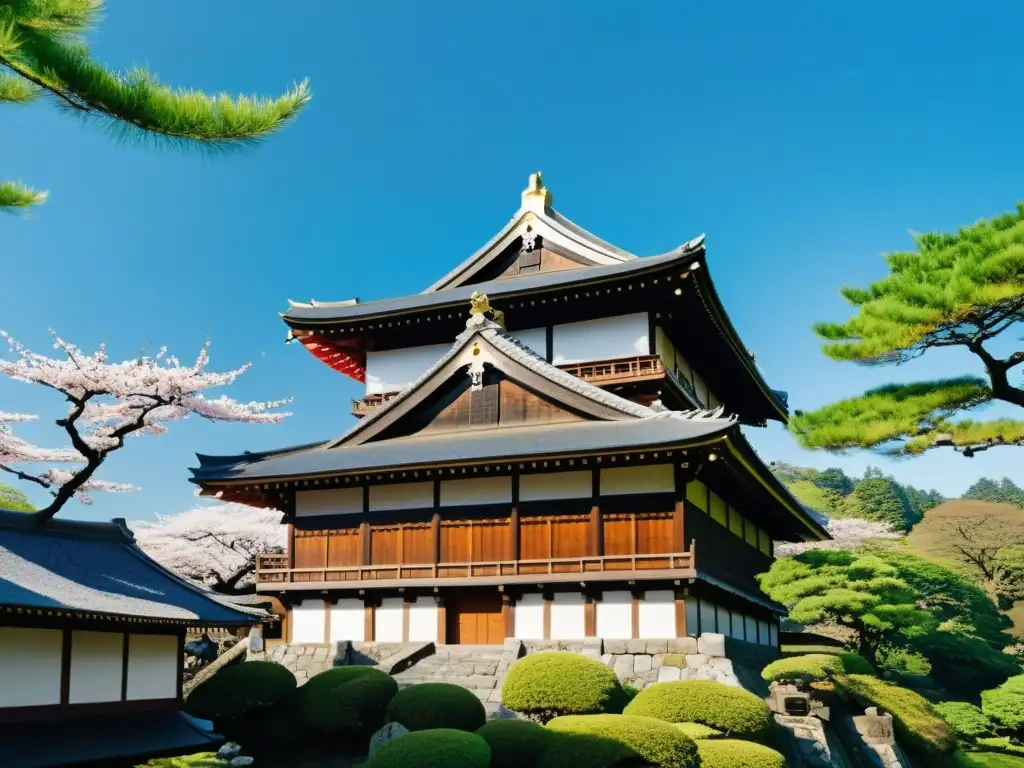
323;599;332;644
510;506;520;561
542;593;552;640
175;630;186;703
590;505;602;556
364;601;375;642
120;633;130;701
360;522;371;566
674;587;687;639
59;629;72;706
435;595;447;645
584;593;596;637
631;591;641;640
502;593;514;639
287;523;295;569
673;499;684;553
402;597;411;643
431;511;441;564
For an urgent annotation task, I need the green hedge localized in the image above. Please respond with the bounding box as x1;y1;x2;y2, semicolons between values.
837;675;955;758
761;654;845;685
502;653;623;723
363;728;491;768
535;732;645;768
547;714;700;768
387;682;486;732
674;722;723;739
296;666;398;736
624;680;774;743
476;719;552;768
696;739;787;768
184;660;296;722
934;702;995;743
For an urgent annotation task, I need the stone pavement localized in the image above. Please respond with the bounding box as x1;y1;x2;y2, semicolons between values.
391;643;513;716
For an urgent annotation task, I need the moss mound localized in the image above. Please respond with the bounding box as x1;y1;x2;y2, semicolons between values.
674;722;723;739
387;682;486;732
696;739;787;768
502;652;623;722
364;728;491;768
296;666;398;736
761;654;846;685
477;719;552;768
624;680;774;742
184;660;296;721
547;714;700;768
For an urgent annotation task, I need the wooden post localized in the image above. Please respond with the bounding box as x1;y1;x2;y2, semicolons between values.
431;511;441;564
590;505;602;556
542;593;552;640
360;522;371;566
510;506;520;561
287;523;295;570
631;591;641;640
435;595;447;645
673;499;684;553
120;633;130;701
323;599;332;643
584;593;597;637
59;629;72;706
402;596;412;642
674;588;687;638
175;629;186;703
364;600;375;642
502;593;514;639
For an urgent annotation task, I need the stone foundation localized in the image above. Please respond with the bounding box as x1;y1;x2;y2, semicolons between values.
600;633;741;690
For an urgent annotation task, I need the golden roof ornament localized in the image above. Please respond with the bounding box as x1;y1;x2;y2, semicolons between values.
468;291;505;327
521;171;552;213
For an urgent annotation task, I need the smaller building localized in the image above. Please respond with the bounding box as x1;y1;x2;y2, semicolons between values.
0;510;260;768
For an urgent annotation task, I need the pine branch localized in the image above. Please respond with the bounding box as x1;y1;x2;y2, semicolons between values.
0;70;39;101
0;180;47;211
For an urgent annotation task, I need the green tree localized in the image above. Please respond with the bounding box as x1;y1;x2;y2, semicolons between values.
790;205;1024;458
813;467;855;496
0;481;33;511
904;486;947;517
964;478;1024;509
854;469;920;530
0;1;309;212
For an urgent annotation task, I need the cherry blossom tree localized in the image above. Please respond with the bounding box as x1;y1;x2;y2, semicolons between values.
775;517;900;557
0;330;290;522
132;503;285;595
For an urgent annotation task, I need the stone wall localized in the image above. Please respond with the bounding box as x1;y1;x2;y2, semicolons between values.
601;633;741;690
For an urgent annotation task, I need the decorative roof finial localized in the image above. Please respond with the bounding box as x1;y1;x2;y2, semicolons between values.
468;291;505;328
521;171;552;213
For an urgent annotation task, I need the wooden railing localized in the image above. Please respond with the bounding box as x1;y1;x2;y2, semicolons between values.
255;549;694;586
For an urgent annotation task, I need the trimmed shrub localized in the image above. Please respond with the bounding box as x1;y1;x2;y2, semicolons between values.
547;714;700;768
536;731;645;768
696;739;787;768
502;652;623;723
761;654;845;685
934;702;995;743
184;660;296;721
982;674;1024;734
833;652;874;676
387;682;486;732
624;680;774;743
364;728;491;768
477;719;552;768
674;722;723;739
837;675;955;758
296;666;398;736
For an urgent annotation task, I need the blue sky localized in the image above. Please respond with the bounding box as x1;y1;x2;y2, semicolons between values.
1;2;1020;523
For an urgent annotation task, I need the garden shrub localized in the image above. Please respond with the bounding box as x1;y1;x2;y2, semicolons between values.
696;739;787;768
547;714;700;768
837;674;955;758
760;654;845;685
184;660;296;722
535;731;645;768
934;702;995;743
918;633;1023;702
296;666;398;736
982;674;1024;735
502;652;623;722
624;680;774;743
363;728;491;768
674;722;723;739
386;682;486;732
476;719;552;768
832;651;874;676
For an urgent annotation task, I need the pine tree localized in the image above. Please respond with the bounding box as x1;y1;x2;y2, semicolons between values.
852;468;918;530
963;478;1024;509
813;467;855;496
790;205;1024;458
0;481;33;512
0;1;309;212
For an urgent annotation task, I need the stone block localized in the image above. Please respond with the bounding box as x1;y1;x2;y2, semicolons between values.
451;662;476;676
312;647;329;662
474;664;497;675
697;633;726;658
613;656;635;679
488;689;503;702
626;639;646;654
468;675;497;690
601;654;613;666
669;637;699;654
645;640;668;655
684;654;708;669
604;640;628;655
652;654;664;669
711;657;734;675
657;666;682;683
662;653;684;668
634;656;653;674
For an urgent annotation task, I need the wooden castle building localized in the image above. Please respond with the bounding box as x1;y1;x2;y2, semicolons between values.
191;173;828;647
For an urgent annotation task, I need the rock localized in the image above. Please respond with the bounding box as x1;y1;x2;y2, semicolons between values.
634;656;653;674
657;666;681;682
368;722;409;758
601;654;613;666
684;654;708;669
604;639;628;655
626;639;646;654
645;640;668;655
669;637;698;654
697;633;726;658
229;758;254;767
711;657;734;674
613;656;635;680
217;743;242;759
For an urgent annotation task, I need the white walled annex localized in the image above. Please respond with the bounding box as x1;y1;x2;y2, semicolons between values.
600;464;674;496
514;593;544;639
551;313;650;365
439;476;512;507
291;599;327;643
638;590;675;639
407;600;438;643
329;599;365;642
296;487;362;517
0;627;62;707
68;630;123;704
125;634;178;701
365;344;451;395
596;590;632;639
375;597;404;642
519;470;591;502
370;482;433;512
549;593;585;640
509;327;548;358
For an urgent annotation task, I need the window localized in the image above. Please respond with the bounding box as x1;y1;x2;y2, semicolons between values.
728;507;745;538
686;481;708;512
758;529;772;556
710;493;728;527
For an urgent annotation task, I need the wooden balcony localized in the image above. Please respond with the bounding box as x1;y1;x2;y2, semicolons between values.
351;391;402;418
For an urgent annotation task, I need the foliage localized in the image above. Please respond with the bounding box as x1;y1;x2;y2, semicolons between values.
502;652;623;723
546;714;700;768
184;660;296;722
363;728;491;768
0;0;308;213
386;682;486;732
760;654;846;685
476;719;552;768
908;632;1020;700
134;754;225;768
0;333;289;520
131;503;284;595
0;480;33;511
878;647;932;677
958;752;1024;768
534;732;645;768
982;675;1024;734
758;549;936;663
855;470;922;530
674;722;723;739
296;666;398;737
935;702;997;743
837;674;956;758
791;203;1024;458
964;479;1024;510
623;680;774;743
695;739;787;768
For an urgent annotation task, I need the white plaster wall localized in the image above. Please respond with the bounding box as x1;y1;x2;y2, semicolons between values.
366;344;451;395
514;593;544;639
596;590;632;639
375;597;404;642
291;600;327;643
746;616;759;644
685;596;699;638
69;631;123;704
716;605;732;637
369;481;433;512
552;313;650;365
0;627;62;707
758;620;770;646
730;614;747;641
329;599;365;642
510;327;548;358
408;600;438;643
519;470;592;502
296;487;363;517
125;634;178;701
699;599;718;635
600;464;674;496
638;590;675;639
440;476;511;507
769;622;779;647
549;593;585;640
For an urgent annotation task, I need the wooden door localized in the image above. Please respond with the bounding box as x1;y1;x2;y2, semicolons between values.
448;591;505;644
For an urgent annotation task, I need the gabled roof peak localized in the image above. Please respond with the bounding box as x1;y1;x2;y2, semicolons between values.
521;171;552;213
